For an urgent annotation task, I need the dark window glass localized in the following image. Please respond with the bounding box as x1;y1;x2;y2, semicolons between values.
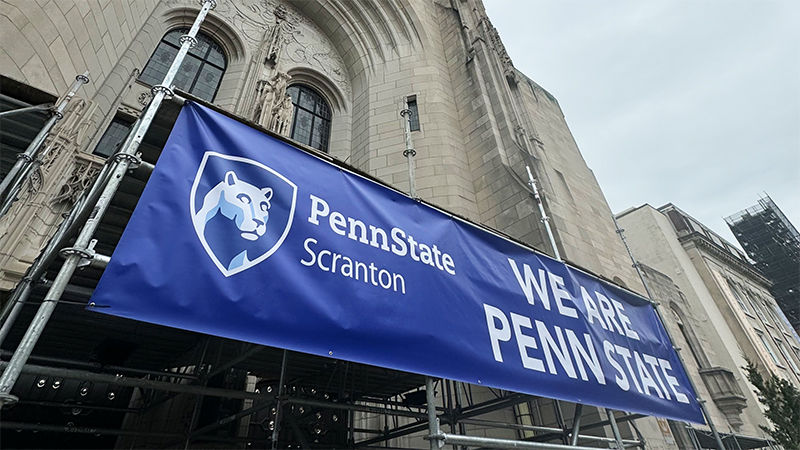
666;210;689;233
407;97;420;131
293;108;313;146
139;28;227;102
286;85;331;152
93;117;133;158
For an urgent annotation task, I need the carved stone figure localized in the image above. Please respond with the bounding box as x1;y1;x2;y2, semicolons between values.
253;72;292;132
263;5;288;64
240;5;297;134
271;94;294;136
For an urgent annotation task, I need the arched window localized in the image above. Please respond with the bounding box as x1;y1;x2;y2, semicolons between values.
670;302;709;369
286;85;331;152
139;28;227;102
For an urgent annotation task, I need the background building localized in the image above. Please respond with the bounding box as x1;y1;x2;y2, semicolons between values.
0;0;783;448
726;195;800;334
617;203;800;442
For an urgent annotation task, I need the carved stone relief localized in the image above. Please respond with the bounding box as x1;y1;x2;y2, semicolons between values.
162;0;350;124
476;11;517;83
0;98;102;289
52;155;103;206
252;72;294;132
137;91;152;107
16;100;96;205
239;5;295;131
118;104;142;118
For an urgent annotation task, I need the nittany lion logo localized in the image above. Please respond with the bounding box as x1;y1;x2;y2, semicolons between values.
190;152;297;276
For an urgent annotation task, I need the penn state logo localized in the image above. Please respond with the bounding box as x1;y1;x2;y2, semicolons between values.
190;152;297;276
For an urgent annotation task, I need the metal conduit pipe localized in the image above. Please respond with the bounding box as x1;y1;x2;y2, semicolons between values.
355;393;531;447
457;417;563;434
39;279;97;299
526;413;646;444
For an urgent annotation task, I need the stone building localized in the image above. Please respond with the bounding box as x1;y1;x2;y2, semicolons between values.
618;203;800;445
0;0;780;448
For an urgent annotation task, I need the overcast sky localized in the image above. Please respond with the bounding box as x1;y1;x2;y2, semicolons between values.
484;0;799;246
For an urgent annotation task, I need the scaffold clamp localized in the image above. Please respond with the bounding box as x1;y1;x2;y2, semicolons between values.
60;239;98;268
151;84;174;98
112;152;142;168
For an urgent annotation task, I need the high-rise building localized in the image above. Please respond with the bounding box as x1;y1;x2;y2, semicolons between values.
726;195;800;334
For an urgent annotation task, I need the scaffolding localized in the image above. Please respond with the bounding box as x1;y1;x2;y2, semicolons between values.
725;195;800;333
0;2;776;448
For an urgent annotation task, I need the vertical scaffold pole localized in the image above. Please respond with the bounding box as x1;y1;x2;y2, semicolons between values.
525;165;612;447
525;166;560;261
400;102;417;198
270;349;288;450
0;0;217;408
0;72;90;218
604;408;625;449
0;163;111;348
569;404;583;446
426;377;443;450
612;216;726;450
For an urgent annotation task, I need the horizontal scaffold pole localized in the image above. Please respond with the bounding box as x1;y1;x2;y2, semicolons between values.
0;361;262;400
427;432;602;450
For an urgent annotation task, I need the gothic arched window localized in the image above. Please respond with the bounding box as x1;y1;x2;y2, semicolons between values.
286;84;331;152
139;28;227;102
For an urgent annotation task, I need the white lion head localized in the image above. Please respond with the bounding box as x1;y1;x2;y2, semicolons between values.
196;171;273;241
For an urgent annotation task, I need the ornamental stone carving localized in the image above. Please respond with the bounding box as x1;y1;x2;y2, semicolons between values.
234;0;350;120
263;5;290;65
238;5;298;133
252;72;293;133
476;11;517;83
52;155;103;206
138;91;152;106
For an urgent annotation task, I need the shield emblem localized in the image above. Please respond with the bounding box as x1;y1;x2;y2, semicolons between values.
189;151;297;276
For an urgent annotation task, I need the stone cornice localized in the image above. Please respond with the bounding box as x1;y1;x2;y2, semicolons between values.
678;232;771;287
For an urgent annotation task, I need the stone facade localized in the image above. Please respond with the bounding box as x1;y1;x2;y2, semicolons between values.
1;0;642;291
618;203;800;444
0;0;778;448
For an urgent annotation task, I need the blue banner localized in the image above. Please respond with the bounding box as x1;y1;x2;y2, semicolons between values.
91;102;703;423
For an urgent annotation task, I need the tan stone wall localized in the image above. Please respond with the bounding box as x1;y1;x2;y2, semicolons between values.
1;0;160;99
617;204;797;439
0;0;716;447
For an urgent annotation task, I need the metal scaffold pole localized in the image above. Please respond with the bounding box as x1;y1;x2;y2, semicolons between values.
426;377;443;450
0;163;110;348
0;71;90;218
270;349;288;450
0;0;218;408
400;101;417;198
524;165;630;447
525;166;561;261
612;216;726;450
